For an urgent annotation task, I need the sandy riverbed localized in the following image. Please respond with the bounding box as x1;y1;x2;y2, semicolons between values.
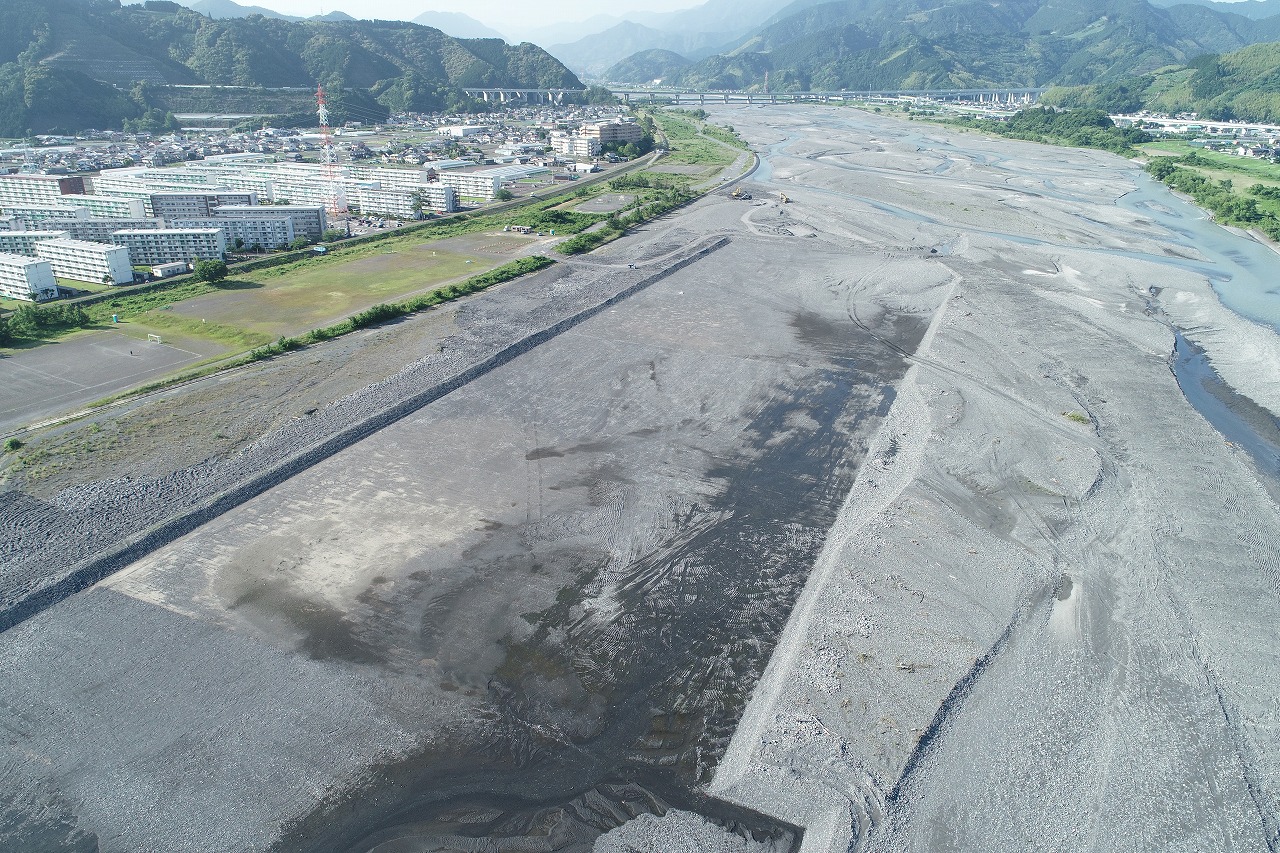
0;106;1276;853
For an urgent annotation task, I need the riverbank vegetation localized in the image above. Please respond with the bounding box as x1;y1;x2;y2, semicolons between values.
948;107;1151;154
1146;154;1280;241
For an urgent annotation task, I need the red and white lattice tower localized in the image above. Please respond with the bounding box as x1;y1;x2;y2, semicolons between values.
316;84;347;216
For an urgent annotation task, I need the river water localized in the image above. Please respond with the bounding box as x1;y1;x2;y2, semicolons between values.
757;116;1280;485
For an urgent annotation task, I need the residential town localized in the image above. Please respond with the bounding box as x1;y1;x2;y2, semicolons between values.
0;106;648;304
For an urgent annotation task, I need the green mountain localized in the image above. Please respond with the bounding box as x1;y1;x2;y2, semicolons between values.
0;0;582;136
1043;41;1280;123
604;49;693;84
1148;0;1280;21
642;0;1280;91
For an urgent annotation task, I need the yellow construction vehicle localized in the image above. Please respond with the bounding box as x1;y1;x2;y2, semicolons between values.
729;186;752;200
779;192;790;204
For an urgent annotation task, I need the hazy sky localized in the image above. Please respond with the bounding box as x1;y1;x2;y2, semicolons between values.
220;0;697;29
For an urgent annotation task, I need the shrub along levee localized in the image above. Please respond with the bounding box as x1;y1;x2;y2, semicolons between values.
245;255;555;362
558;186;697;255
1147;154;1280;241
3;303;91;342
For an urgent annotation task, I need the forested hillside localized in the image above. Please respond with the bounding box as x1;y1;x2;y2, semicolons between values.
606;0;1280;92
0;0;581;135
1043;42;1280;123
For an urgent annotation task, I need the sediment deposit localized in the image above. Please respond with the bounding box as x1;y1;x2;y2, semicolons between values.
1;106;1277;853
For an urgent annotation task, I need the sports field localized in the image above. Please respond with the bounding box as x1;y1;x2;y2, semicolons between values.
168;245;485;338
0;331;202;433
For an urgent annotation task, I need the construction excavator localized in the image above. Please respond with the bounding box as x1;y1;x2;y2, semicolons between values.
729;187;752;200
779;192;790;204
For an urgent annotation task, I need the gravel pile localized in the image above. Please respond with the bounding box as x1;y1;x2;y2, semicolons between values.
0;236;729;632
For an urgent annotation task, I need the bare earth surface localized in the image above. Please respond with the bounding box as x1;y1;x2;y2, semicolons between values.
0;106;1277;853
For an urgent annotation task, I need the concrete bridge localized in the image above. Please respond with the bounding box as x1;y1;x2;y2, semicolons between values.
462;88;586;105
609;88;1047;106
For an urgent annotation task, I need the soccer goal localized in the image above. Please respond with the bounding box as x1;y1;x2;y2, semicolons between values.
146;334;162;344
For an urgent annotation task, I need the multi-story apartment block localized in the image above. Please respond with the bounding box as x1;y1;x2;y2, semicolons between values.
63;218;162;243
350;183;457;217
59;195;147;219
169;216;294;249
0;205;89;228
148;191;257;220
0;252;58;301
438;165;550;201
581;119;645;145
550;132;601;158
211;205;326;239
0;231;70;256
110;228;226;265
0;175;85;209
34;239;134;285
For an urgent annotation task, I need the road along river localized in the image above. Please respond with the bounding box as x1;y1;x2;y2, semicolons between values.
0;107;1277;853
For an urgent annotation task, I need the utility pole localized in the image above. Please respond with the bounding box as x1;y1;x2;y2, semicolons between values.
316;84;347;217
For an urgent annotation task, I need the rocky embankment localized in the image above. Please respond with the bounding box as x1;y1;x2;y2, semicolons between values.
0;237;728;633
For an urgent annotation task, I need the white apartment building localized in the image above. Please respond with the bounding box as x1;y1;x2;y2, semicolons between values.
59;195;147;219
111;228;226;266
149;191;257;220
213;205;326;239
34;239;134;285
0;231;70;256
64;218;162;243
438;165;550;201
0;252;58;301
0;175;86;209
0;205;89;227
170;216;294;249
550;132;601;158
350;183;457;217
582;118;645;145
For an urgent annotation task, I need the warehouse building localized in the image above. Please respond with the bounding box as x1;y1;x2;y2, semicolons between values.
34;238;134;285
0;252;59;302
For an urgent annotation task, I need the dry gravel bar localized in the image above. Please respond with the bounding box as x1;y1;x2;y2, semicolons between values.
708;107;1280;853
0;105;1277;853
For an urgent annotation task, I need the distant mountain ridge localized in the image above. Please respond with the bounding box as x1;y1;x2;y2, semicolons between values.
1149;0;1280;20
410;11;508;41
604;49;693;84
601;0;1280;91
549;0;798;77
0;0;582;135
185;0;300;19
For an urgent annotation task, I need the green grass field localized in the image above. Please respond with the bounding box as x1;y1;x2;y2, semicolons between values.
1139;141;1280;217
651;112;739;169
1139;141;1280;183
167;246;483;338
